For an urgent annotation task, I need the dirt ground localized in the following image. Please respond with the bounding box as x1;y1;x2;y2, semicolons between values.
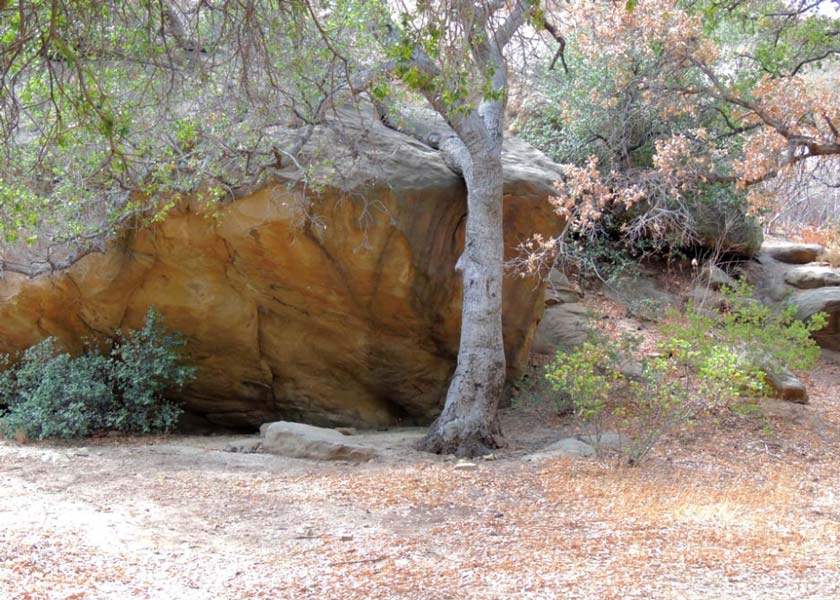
2;320;840;598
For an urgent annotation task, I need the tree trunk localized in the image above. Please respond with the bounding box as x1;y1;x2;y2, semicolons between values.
417;147;507;457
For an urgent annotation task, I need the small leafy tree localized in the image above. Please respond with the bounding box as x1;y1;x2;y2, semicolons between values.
0;308;195;440
546;337;625;443
546;331;695;464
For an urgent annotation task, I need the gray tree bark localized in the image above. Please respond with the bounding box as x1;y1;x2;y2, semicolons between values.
368;0;534;457
416;143;507;456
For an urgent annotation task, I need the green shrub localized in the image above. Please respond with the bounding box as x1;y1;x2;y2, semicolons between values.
661;281;827;396
109;309;195;433
546;338;624;438
546;332;691;465
0;308;195;440
0;340;114;440
546;282;826;465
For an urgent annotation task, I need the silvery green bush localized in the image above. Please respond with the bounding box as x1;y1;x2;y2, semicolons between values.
0;308;195;440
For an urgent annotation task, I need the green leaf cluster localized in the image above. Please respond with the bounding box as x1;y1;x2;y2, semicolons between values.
661;281;827;386
0;308;195;440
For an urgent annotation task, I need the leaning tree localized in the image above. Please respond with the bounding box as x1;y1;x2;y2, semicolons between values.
327;0;554;456
1;0;557;457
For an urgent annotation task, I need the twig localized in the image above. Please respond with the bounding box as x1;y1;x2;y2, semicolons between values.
328;556;387;567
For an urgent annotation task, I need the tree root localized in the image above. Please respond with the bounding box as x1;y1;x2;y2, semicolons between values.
416;421;506;458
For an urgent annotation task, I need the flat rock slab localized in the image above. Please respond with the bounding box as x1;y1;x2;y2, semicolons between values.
762;242;826;265
259;421;378;462
784;266;840;290
527;437;596;460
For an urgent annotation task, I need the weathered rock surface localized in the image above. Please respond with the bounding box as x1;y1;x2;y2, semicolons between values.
533;267;589;355
784;266;840;289
544;269;584;305
0;110;563;429
259;421;377;461
790;288;840;351
738;244;840;351
762;364;809;404
532;302;591;355
606;275;679;321
527;437;596;460
691;202;763;257
762;241;826;265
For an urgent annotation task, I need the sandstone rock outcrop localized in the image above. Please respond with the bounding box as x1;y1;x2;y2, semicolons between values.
790;288;840;351
532;302;592;355
532;268;590;355
784;266;840;289
0;110;563;429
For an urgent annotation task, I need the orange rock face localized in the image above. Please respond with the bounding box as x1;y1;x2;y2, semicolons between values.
0;124;562;429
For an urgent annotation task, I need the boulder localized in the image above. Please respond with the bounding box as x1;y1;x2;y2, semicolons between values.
761;365;808;404
532;302;591;355
545;268;584;305
691;201;763;257
606;275;679;321
790;288;840;351
0;110;564;429
762;241;826;265
783;266;840;289
259;421;377;461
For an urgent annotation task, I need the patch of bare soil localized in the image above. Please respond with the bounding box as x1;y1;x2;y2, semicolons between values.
2;302;840;599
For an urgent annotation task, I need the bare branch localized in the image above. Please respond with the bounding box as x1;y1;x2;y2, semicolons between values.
493;1;531;50
543;20;568;74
